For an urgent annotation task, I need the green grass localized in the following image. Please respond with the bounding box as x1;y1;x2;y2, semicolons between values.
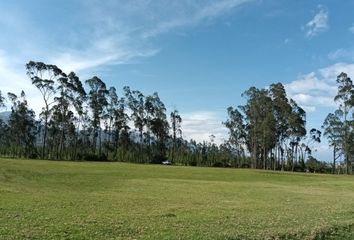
1;158;354;239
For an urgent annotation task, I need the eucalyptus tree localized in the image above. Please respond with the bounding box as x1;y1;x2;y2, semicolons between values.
144;94;154;158
258;93;278;170
85;76;108;155
26;61;66;159
104;87;119;155
7;91;37;158
223;107;245;160
170;109;182;162
269;83;292;169
147;92;169;161
52;72;70;159
50;72;86;159
124;86;146;162
322;112;343;173
112;97;129;160
287;99;307;170
334;72;354;174
67;72;87;121
67;72;87;160
240;87;259;168
241;87;276;168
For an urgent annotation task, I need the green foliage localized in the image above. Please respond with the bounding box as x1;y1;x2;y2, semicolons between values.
225;83;310;171
7;91;37;159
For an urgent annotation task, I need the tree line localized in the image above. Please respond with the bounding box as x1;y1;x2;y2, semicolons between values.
0;61;353;173
322;73;354;174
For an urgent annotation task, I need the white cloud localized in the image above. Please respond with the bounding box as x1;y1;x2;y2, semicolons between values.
291;93;336;109
181;111;227;144
304;5;329;38
285;72;335;94
319;62;354;79
285;62;354;111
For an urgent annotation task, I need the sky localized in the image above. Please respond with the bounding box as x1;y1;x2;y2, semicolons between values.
1;0;354;161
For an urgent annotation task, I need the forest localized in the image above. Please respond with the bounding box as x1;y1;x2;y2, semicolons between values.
0;61;353;174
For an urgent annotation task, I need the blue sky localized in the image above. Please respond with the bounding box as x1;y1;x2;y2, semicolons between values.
1;0;354;161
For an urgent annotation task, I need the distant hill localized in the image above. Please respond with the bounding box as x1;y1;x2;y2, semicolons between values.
0;111;11;123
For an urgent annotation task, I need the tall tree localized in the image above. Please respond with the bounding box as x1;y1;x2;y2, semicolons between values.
322;111;343;173
7;91;37;158
170;109;182;163
112;97;129;160
288;99;307;171
51;71;86;159
147;92;169;161
105;87;118;154
124;86;146;162
26;61;64;159
85;76;108;155
67;72;87;160
269;83;292;170
334;72;354;174
223;107;245;161
241;87;276;169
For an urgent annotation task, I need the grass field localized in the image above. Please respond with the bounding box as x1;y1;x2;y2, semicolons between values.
1;159;354;239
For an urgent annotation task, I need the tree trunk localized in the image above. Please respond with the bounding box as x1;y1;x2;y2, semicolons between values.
333;146;336;174
139;130;143;163
42;112;48;159
99;127;102;156
114;129;120;161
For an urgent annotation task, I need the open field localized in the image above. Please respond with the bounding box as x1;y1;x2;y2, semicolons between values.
1;159;354;239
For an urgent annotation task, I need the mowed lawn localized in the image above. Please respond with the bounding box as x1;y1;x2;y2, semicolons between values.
1;159;354;239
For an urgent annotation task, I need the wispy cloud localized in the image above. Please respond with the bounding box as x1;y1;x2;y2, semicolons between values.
142;0;254;39
328;48;354;61
0;0;254;114
0;50;42;114
304;5;329;38
0;0;254;88
53;0;253;72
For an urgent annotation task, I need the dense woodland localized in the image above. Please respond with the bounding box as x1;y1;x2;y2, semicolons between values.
0;61;353;174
